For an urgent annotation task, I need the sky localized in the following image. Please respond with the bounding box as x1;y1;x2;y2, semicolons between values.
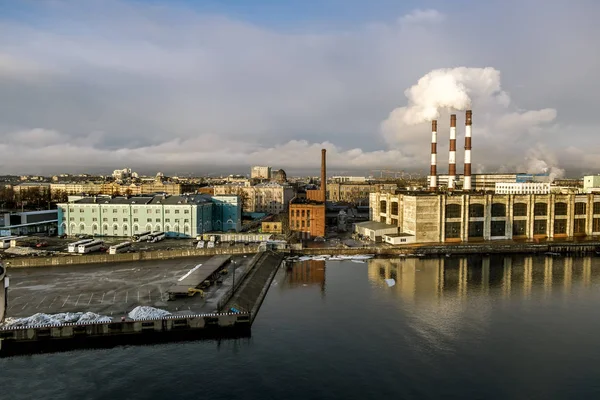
0;0;599;176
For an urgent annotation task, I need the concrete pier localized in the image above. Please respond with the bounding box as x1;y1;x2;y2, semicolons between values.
0;252;284;356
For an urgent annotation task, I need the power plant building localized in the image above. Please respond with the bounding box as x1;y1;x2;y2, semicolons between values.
368;192;600;243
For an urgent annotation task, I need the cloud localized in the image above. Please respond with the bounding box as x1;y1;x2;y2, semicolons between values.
0;0;598;176
398;9;445;25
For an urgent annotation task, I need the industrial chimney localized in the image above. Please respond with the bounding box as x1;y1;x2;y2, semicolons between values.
448;114;457;190
464;110;472;190
429;120;438;190
321;149;327;202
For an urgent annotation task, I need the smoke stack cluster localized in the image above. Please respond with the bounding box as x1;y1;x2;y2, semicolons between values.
429;120;437;190
428;110;473;191
321;149;327;202
464;110;472;190
448;114;457;189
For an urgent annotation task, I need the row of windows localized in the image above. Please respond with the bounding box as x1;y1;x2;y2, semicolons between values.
293;210;311;218
68;208;190;214
68;217;189;223
294;220;310;228
446;217;598;238
379;201;400;215
445;202;597;219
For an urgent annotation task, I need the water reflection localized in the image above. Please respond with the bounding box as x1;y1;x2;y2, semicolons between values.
282;260;326;294
367;255;600;301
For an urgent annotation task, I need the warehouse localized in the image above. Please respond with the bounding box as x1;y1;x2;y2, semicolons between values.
57;194;241;237
354;221;398;242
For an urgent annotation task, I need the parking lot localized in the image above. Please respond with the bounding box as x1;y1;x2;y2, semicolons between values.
4;255;252;318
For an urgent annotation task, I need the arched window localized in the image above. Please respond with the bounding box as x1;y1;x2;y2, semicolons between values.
79;224;85;234
574;202;586;215
380;200;387;212
491;203;506;217
469;204;484;218
513;203;527;217
554;202;567;216
446;204;461;219
534;203;548;216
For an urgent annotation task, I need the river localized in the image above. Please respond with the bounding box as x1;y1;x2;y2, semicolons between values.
2;255;600;399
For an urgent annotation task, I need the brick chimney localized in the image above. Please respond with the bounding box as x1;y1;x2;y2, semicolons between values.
321;149;327;202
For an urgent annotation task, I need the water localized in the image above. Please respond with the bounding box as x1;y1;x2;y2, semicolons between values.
3;255;600;400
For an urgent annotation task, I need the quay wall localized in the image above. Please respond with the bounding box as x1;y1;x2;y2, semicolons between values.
6;246;259;268
294;241;600;256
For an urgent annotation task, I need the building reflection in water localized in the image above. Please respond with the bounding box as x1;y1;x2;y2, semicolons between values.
283;260;326;295
368;255;600;302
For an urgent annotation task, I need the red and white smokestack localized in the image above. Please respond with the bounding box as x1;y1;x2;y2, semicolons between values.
429;120;438;190
464;110;472;190
448;114;457;189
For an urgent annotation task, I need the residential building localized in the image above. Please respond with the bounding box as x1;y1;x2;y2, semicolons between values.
330;176;367;183
251;166;272;179
57;194;241;237
327;182;397;204
242;182;295;214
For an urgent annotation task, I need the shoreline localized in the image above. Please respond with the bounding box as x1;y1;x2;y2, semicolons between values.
4;240;600;268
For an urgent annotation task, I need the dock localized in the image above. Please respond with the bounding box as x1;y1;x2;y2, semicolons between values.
167;255;231;298
0;252;283;356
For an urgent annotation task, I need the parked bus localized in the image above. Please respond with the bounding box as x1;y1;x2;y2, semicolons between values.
108;241;132;254
134;231;152;242
78;240;104;254
9;236;29;248
148;232;166;243
0;236;16;249
68;239;94;253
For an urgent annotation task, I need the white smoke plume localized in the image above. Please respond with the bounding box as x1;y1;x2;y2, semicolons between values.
393;67;506;126
524;145;565;182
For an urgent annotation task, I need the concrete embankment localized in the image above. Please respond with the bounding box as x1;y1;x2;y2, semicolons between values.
294;241;600;256
5;245;259;268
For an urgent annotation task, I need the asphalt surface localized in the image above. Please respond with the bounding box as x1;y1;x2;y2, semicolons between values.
4;255;253;319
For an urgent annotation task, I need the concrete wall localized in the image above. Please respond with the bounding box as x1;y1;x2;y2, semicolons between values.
6;246;259;268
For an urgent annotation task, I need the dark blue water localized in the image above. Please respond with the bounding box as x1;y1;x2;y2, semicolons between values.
3;255;600;400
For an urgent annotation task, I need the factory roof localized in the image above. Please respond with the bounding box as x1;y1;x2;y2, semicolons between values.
354;221;398;231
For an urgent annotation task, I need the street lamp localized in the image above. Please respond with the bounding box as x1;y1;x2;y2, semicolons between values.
232;259;236;293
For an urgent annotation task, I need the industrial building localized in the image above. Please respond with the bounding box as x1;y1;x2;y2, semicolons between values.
368;192;600;243
495;182;551;195
0;210;58;236
327;182;397;204
289;149;327;238
58;194;241;237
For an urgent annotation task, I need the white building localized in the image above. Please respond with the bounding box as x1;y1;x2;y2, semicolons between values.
495;182;550;194
112;168;133;181
330;176;367;183
251;166;272;180
583;175;600;193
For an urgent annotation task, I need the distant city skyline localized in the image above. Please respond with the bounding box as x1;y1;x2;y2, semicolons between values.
1;0;599;175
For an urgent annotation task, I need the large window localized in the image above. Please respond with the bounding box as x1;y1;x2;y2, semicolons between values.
468;221;484;238
491;221;506;236
445;222;461;238
491;203;506;217
513;220;527;236
534;203;548;216
446;204;461;219
554;202;567;216
593;218;600;232
513;203;527;217
575;203;586;215
380;200;387;212
391;202;399;215
553;219;567;235
469;204;484;218
594;202;600;214
574;218;586;234
534;220;547;235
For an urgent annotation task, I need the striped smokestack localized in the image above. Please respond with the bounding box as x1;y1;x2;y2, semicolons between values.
464;110;472;190
429;120;438;190
448;114;457;189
